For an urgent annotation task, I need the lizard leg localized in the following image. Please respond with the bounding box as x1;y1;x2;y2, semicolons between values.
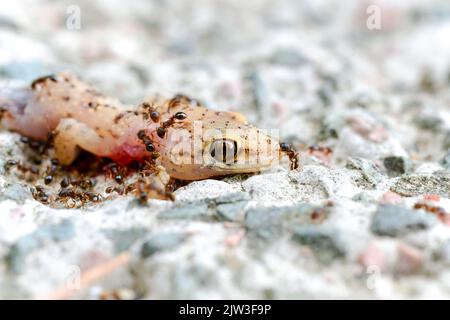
54;118;111;165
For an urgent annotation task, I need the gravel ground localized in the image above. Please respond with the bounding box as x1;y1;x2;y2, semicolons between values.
1;0;450;299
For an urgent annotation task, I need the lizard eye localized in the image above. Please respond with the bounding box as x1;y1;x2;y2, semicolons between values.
210;139;238;164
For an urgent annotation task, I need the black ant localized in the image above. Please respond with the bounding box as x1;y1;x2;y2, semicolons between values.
139;102;160;123
280;142;299;170
43;158;59;185
156;111;187;138
103;162;127;184
32;185;50;204
4;159;39;176
19;131;55;154
137;130;155;153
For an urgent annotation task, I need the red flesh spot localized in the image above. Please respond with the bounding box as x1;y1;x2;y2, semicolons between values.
109;143;147;165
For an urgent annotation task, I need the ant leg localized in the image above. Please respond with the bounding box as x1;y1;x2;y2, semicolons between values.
53;118;110;165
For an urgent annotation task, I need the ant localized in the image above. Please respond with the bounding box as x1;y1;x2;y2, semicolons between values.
280;142;299;170
155;111;187;138
31;185;50;204
139;101;161;122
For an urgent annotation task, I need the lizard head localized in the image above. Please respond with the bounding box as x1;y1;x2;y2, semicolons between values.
159;102;281;180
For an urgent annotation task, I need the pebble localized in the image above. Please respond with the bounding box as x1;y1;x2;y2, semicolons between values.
211;192;251;222
216;201;248;222
245;69;270;117
211;192;251;205
317;86;333;107
141;232;186;258
441;151;450;170
443;131;450;150
346;157;385;187
269;48;307;67
415;115;443;132
7;219;75;273
0;183;32;204
158;202;211;221
371;205;438;236
437;240;450;265
383;156;413;177
103;228;148;253
334;117;407;161
379;191;404;205
357;243;385;271
245;203;330;241
395;243;423;275
292;225;346;261
391;173;450;197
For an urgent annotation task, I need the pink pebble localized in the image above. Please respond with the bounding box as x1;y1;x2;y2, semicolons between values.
380;191;403;205
358;243;385;271
368;126;389;143
396;243;423;275
423;194;440;202
225;229;245;247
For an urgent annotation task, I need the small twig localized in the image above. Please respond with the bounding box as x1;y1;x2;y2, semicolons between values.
42;252;131;300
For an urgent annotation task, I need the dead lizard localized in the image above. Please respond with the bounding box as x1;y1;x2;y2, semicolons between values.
0;72;298;180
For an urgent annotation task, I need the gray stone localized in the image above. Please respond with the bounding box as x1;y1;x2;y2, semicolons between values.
245;70;270;115
7;219;75;273
441;151;450;170
103;227;148;253
245;203;330;240
318;123;339;140
211;192;251;205
437;240;450;265
391;173;450;197
346;157;385;187
0;16;20;30
158;202;212;221
292;226;346;260
317;86;333;107
216;201;248;222
141;232;186;258
211;192;251;222
371;205;438;236
383;156;413;177
415;115;443;132
443;131;450;150
0;183;32;204
48;219;76;241
167;37;195;55
269;48;307;67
